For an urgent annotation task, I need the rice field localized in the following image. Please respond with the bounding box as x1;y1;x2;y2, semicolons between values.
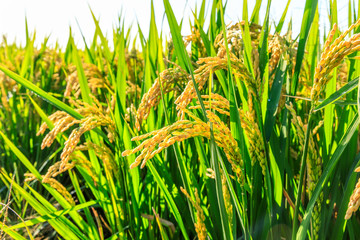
1;0;360;239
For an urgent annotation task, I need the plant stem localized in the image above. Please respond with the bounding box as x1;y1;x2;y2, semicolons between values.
292;110;313;240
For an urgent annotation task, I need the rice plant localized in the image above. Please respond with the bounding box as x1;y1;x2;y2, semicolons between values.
2;0;360;239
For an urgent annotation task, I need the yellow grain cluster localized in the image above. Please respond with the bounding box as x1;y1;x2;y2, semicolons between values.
286;102;323;239
345;167;360;219
180;187;207;240
38;97;115;173
135;67;190;130
222;174;233;229
174;55;255;118
65;63;111;98
214;22;261;58
268;33;282;75
77;142;117;175
189;94;230;116
0;80;9;112
184;26;207;58
311;19;360;105
24;173;75;206
240;96;266;175
0;62;16;91
123;107;244;183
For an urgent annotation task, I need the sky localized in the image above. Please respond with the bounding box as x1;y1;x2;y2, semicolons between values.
0;0;353;49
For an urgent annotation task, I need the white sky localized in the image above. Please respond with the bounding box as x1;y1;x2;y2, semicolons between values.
0;0;352;49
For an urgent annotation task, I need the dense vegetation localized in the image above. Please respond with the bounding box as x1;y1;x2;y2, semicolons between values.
1;0;360;239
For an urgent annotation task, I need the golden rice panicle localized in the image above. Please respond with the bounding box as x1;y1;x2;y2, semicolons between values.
285;103;306;146
337;61;348;87
311;19;360;105
38;99;115;172
184;26;206;57
222;174;233;229
80;142;118;175
285;103;323;239
285;103;322;192
126;81;141;97
107;93;117;114
240;96;266;176
42;177;75;206
39;113;80;149
42;151;97;184
214;23;243;58
123;108;244;183
184;26;201;47
345;172;360;219
136;68;189;130
0;81;10;112
175;55;256;118
43;161;74;180
24;173;37;182
206;110;244;184
189;94;230;116
0;61;17;91
180;187;207;240
124;119;204;169
64;65;78;97
24;172;75;206
65;63;110;98
71;152;97;182
60;115;113;171
268;33;282;76
125;103;137;123
174;57;227;116
214;22;261;58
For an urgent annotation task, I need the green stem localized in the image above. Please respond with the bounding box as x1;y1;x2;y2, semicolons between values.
292;110;313;240
254;97;273;240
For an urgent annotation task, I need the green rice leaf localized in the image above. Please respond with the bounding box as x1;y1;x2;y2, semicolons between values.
9;200;98;230
314;77;359;112
275;0;291;33
290;0;318;95
0;65;82;119
265;58;287;141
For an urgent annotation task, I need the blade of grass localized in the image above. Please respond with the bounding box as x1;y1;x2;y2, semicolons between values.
241;0;255;78
163;0;207;118
0;223;28;240
70;36;92;105
258;0;271;123
314;77;359;112
290;0;318;95
89;8;112;63
265;58;287;141
9;200;98;230
275;0;291;33
0;65;82;119
250;0;262;24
